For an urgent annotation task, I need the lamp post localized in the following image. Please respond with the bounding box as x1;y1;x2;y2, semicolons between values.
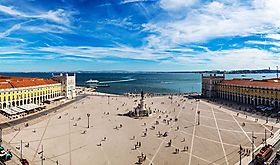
38;145;44;165
252;131;257;161
264;129;267;146
108;96;110;104
0;127;2;146
87;113;90;128
20;140;23;160
197;111;200;125
239;144;242;165
41;145;44;165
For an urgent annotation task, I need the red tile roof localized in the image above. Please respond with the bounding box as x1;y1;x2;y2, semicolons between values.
220;78;280;88
0;76;60;89
0;82;13;89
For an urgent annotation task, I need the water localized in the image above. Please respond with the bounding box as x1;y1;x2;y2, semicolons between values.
0;72;278;95
78;73;201;94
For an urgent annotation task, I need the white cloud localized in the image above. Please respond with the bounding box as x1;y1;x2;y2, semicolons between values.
0;4;74;25
37;9;73;26
101;17;140;31
0;44;279;71
1;0;280;71
0;40;195;62
0;5;22;16
38;46;170;61
205;1;224;13
159;0;198;10
266;34;280;40
0;23;21;38
174;48;280;70
207;48;279;70
0;20;68;41
22;24;73;34
120;0;154;4
246;40;280;47
144;0;280;47
97;3;112;7
0;4;76;41
270;47;280;52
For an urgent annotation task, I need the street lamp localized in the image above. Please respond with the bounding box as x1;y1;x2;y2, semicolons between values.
0;127;2;146
197;111;200;125
239;144;242;165
38;145;45;165
87;113;90;128
252;131;257;161
20;140;22;160
264;129;267;145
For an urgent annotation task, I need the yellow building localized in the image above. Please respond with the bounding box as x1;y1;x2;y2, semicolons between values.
0;76;62;115
202;74;280;108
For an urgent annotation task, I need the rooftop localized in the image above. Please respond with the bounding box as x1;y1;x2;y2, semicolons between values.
0;76;59;89
221;78;280;88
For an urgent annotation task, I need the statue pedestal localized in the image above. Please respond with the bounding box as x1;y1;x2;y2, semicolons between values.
134;99;150;117
127;91;151;118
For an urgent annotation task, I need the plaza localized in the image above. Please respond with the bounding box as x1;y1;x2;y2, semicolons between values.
3;94;279;165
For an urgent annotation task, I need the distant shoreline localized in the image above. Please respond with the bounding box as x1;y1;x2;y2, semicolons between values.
0;69;278;74
1;72;277;95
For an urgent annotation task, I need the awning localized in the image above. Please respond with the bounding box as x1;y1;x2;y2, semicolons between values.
1;108;17;115
46;96;65;102
11;107;25;113
18;104;40;111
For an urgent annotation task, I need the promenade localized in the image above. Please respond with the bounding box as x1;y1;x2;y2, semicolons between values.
2;94;279;165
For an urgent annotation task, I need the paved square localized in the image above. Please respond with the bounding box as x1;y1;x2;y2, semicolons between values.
3;95;280;165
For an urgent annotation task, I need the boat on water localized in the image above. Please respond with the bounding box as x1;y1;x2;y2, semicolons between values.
241;75;246;77
85;79;110;87
85;79;99;84
97;84;110;87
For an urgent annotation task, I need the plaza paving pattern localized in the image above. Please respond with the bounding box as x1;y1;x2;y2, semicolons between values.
3;95;279;165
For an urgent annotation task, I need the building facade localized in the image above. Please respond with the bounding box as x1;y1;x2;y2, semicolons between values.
201;74;225;98
0;76;62;110
52;73;76;99
202;74;280;108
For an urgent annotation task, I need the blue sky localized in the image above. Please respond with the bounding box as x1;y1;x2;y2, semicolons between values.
0;0;280;71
